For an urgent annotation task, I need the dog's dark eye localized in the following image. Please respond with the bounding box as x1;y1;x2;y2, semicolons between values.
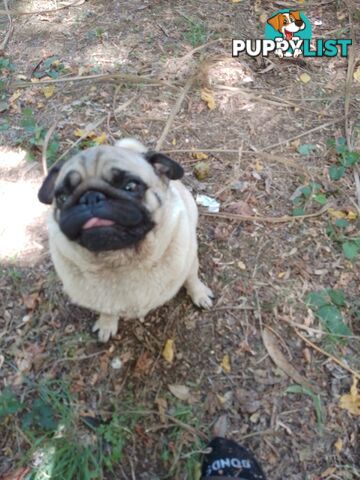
124;180;139;192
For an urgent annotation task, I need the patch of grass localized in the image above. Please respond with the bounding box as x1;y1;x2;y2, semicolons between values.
159;403;206;478
1;266;23;287
1;380;141;479
182;18;207;47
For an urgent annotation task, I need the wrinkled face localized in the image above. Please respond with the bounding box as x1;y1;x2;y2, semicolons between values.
38;145;183;252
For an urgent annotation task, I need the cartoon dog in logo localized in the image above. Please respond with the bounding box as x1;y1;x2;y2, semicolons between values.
267;11;305;58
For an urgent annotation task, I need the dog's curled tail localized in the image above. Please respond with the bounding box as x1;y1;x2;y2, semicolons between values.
116;138;148;154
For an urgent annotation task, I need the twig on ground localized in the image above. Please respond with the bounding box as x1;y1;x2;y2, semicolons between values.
282;318;360;340
0;0;85;16
201;204;329;224
156;75;195;151
258;117;346;152
295;328;360;379
12;72;176;88
0;0;13;52
41;121;58;176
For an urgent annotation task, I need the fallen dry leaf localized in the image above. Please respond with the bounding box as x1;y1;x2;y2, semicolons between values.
200;88;215;110
192;151;208;160
339;376;360;416
168;384;197;403
9;90;22;103
261;328;313;389
226;201;253;216
212;414;228;437
162;339;174;363
321;467;337;477
22;292;40;311
334;438;343;453
346;210;357;221
255;159;263;172
134;351;153;376
93;132;107;145
328;208;347;219
155;397;167;423
42;85;55;98
220;354;231;373
235;388;261;414
299;73;311;84
73;128;96;139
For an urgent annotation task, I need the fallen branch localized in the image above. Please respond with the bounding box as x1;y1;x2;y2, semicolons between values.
201;204;329;224
12;72;177;89
295;328;360;379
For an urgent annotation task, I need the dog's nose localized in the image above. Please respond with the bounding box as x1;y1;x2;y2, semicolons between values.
79;191;106;206
295;20;303;27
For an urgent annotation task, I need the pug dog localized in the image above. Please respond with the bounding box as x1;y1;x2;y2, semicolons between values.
38;139;214;342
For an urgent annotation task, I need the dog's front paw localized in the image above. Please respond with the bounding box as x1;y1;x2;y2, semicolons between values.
293;48;302;58
189;283;214;310
275;49;284;58
92;315;118;342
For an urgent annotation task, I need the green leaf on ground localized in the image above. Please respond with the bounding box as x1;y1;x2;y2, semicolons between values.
342;241;359;260
297;144;316;155
335;219;349;228
305;291;330;309
327;289;346;306
329;165;345;180
0;389;23;417
22;398;57;431
313;193;327;205
292;207;305;216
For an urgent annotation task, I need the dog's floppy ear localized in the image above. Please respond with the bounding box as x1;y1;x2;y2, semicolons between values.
289;10;301;21
146;152;184;180
267;13;282;32
38;160;65;205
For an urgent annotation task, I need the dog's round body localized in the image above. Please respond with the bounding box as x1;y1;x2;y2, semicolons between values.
39;139;213;341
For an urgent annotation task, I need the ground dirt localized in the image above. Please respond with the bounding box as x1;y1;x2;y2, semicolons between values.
0;1;359;479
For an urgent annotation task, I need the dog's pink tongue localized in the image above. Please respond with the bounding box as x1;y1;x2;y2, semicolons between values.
82;217;115;229
285;30;292;41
